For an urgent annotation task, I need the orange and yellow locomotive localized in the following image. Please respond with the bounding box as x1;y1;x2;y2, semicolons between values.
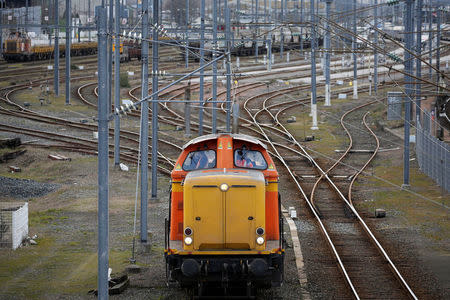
165;133;284;295
2;31;98;62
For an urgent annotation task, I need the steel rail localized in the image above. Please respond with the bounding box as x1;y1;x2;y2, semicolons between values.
310;100;380;209
2;83;178;168
348;111;380;204
238;77;416;298
0;127;173;175
269;99;418;299
241;91;361;299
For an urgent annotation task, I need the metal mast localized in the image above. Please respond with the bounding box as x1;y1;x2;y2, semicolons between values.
65;0;71;105
324;0;332;106
415;0;422;121
352;0;358;99
96;7;109;299
140;0;149;243
198;0;205;135
114;0;121;166
374;0;378;95
151;0;159;200
212;0;218;133
311;0;318;130
54;0;59;96
402;0;414;188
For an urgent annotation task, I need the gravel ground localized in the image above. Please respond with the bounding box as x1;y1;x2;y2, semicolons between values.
0;175;59;199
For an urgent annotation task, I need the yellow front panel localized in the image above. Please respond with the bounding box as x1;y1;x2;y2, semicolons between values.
190;186;224;250
183;170;266;252
226;187;256;249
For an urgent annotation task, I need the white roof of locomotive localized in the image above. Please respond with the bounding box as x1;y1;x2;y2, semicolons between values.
182;133;267;150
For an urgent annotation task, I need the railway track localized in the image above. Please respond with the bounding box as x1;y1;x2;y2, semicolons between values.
0;79;182;174
236;84;418;298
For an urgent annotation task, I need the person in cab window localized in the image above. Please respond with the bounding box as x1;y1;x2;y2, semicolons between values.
236;146;255;168
188;151;208;170
195;151;209;169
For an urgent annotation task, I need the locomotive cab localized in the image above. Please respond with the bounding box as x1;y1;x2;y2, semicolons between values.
165;134;284;292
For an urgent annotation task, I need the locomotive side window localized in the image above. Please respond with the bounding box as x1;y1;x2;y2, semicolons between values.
182;150;216;171
234;147;267;170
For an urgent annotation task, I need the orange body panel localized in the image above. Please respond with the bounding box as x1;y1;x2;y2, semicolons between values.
170;189;184;240
265;191;279;240
217;136;234;169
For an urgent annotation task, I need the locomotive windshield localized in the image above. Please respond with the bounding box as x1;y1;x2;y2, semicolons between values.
182;150;216;171
234;147;267;170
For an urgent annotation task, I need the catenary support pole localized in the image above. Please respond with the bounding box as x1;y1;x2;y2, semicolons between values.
324;0;332;106
256;0;258;23
267;0;272;71
140;0;149;243
65;0;71;105
311;0;318;130
185;82;191;137
185;0;189;68
108;0;113;113
300;0;304;53
237;0;240;33
151;0;159;200
264;0;267;23
25;0;29;32
114;0;120;166
436;8;441;89
374;0;378;94
198;0;205;136
54;0;59;96
415;0;422;122
88;0;91;41
280;0;284;59
212;0;218;133
96;7;109;300
225;7;231;132
428;8;432;79
403;0;413;188
0;1;3;59
233;102;239;134
352;0;358;99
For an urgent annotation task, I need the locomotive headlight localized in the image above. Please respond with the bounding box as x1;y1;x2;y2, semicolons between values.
256;236;265;245
184;236;193;245
219;183;229;192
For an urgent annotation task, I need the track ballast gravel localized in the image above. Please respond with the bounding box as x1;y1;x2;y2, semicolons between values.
0;176;59;199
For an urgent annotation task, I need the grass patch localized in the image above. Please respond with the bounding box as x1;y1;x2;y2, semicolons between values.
0;235;130;298
29;209;67;226
120;72;131;88
15;88;95;114
282;108;347;157
357;163;449;242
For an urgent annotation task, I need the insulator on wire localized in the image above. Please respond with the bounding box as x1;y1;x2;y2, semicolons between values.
150;70;166;77
115;102;137;116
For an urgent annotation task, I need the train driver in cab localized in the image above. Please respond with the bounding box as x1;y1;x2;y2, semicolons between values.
183;149;216;170
235;145;267;169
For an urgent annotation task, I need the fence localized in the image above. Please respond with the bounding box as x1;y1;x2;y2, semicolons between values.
416;111;450;193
